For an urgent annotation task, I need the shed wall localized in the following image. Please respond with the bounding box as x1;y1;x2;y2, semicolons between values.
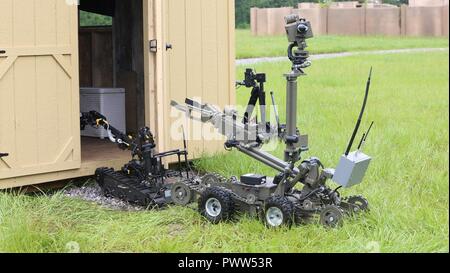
0;0;236;188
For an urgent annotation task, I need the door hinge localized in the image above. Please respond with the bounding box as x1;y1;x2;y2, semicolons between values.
149;40;158;53
0;153;9;158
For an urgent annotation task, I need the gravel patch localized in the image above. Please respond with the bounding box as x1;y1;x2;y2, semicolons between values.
63;171;201;211
64;183;144;211
236;47;449;66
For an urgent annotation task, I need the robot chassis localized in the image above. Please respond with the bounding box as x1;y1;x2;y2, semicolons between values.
170;15;374;228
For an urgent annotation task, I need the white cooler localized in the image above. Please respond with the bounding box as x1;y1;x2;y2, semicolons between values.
80;88;126;139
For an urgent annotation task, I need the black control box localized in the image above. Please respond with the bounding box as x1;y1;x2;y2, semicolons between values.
241;174;267;186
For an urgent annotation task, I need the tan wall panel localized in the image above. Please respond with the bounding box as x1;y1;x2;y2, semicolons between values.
252;5;447;37
14;57;38;166
251;8;258;35
216;0;233;146
200;0;221;154
267;7;294;35
328;8;365;36
366;7;401;36
256;8;269;36
185;0;206;157
404;6;443;36
162;0;234;158
13;0;35;46
165;0;188;158
36;56;59;163
0;0;13;47
0;57;15;173
297;8;328;35
36;0;57;46
442;5;449;36
56;0;71;46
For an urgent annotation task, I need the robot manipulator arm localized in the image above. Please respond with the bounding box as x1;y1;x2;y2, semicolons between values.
80;111;135;151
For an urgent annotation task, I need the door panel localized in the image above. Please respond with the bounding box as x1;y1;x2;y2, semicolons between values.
162;0;235;158
0;0;80;179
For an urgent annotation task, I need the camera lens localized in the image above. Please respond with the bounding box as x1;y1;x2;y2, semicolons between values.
297;23;309;34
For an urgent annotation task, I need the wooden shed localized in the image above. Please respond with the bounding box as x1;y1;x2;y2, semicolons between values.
0;0;235;189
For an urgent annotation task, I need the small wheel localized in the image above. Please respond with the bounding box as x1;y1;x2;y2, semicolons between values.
171;182;193;206
347;195;369;212
264;196;295;228
200;173;226;190
320;205;344;228
198;187;234;224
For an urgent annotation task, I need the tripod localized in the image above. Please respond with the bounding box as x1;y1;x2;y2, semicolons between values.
236;68;267;125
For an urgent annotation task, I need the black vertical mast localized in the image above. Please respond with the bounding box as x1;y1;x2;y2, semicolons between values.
345;68;373;156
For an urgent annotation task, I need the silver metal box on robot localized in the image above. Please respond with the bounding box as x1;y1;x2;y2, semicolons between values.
333;151;371;188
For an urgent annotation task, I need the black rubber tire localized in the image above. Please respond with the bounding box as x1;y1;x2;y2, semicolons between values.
198;187;234;224
171;182;193;206
263;196;295;228
347;195;369;212
320;205;344;228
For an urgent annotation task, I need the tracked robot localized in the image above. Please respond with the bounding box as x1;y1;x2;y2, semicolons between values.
80;111;190;207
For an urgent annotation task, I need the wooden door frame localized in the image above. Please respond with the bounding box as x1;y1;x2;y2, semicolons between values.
143;0;166;154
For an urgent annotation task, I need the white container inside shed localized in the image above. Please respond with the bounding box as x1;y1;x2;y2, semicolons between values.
80;88;126;139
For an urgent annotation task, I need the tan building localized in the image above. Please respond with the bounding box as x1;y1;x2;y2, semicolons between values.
0;0;236;189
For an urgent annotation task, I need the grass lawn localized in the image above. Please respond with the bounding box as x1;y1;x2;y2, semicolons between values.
236;29;450;59
0;51;448;253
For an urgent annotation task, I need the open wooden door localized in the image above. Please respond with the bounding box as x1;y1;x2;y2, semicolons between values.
0;0;80;180
145;0;235;159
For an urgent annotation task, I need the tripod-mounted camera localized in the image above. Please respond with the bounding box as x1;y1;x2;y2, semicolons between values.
236;69;267;125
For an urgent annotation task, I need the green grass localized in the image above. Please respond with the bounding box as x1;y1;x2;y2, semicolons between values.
236;29;449;59
1;51;448;253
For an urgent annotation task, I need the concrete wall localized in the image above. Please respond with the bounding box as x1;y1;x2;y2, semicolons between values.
251;4;449;37
366;7;401;36
443;4;449;36
402;5;446;36
327;7;365;35
251;7;293;35
297;7;328;35
268;7;294;35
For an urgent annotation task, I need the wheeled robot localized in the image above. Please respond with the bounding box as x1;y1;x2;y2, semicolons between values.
170;15;374;228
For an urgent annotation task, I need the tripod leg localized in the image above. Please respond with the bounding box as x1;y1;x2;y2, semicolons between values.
243;86;260;124
258;84;267;126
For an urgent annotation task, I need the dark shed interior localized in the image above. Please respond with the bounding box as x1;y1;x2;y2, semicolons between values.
78;0;145;133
